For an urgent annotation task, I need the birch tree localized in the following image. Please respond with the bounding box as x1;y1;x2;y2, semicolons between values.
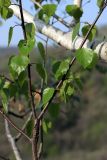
0;0;107;160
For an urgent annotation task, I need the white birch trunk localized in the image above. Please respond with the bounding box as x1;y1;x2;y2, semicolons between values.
9;3;107;62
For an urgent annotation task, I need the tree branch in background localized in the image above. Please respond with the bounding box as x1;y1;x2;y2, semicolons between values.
8;108;31;119
0;109;31;143
0;155;10;160
5;120;22;160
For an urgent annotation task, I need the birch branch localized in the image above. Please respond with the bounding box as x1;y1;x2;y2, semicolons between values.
5;119;22;160
74;0;82;7
9;4;107;62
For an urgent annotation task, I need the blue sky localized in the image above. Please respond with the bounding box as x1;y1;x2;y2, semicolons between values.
0;0;107;47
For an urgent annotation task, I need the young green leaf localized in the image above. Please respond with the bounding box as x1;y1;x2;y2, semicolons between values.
25;23;35;39
36;63;47;83
97;0;104;8
42;120;52;134
0;0;11;7
38;42;45;60
52;59;70;80
0;80;10;113
9;55;30;77
43;4;57;17
1;7;13;19
38;4;57;23
66;5;83;21
75;48;98;69
74;74;83;90
43;87;55;105
82;25;97;41
72;22;80;41
18;39;35;55
59;80;74;102
8;27;13;46
1;90;8;113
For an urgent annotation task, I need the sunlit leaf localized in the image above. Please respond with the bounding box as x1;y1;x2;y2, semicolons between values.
9;54;29;77
43;88;54;105
75;48;98;69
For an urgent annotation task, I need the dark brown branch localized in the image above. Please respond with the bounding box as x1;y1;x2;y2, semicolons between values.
19;0;36;120
0;109;31;143
18;0;38;159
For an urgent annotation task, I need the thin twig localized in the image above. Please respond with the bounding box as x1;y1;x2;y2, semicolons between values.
8;111;25;119
0;109;31;143
14;112;33;142
8;108;31;119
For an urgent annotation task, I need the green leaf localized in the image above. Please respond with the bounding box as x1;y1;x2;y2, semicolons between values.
97;0;104;8
75;48;98;69
1;90;8;113
9;55;29;77
52;59;70;80
72;22;80;41
1;7;13;19
42;119;52;134
66;5;83;21
38;4;57;23
8;83;17;97
74;74;83;90
18;71;27;87
26;119;34;137
59;80;74;102
18;39;35;55
8;27;13;46
48;103;60;118
0;0;11;7
25;23;35;39
38;42;45;61
82;25;97;41
43;4;57;17
43;88;54;105
0;79;10;113
36;63;47;83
